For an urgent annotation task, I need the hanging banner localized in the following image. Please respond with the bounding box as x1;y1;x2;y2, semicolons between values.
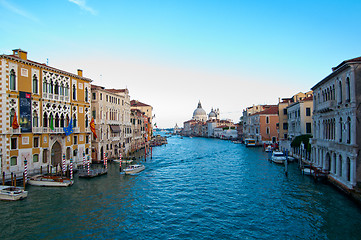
19;91;32;133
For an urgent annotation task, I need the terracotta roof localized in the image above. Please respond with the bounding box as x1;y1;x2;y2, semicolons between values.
302;96;313;101
131;100;151;107
252;106;278;115
106;89;127;93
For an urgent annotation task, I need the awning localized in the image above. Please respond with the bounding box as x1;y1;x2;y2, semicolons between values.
110;125;121;133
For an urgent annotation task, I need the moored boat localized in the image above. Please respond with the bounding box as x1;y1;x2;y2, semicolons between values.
270;151;286;164
78;168;108;178
245;138;256;147
265;145;273;152
124;164;145;175
28;175;73;187
0;186;28;201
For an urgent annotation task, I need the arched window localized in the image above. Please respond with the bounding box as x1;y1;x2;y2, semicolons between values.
43;80;47;93
43;149;48;163
332;85;335;100
346;77;351;102
60;85;64;95
33;154;39;163
32;74;38;94
10;69;16;90
346;157;351;181
66;147;71;160
73;114;77;127
266;127;270;135
72;84;76;100
60;114;65;128
347;117;351;144
10;108;15;126
338;81;342;103
33;111;38;127
50;81;53;94
65;84;69;97
339;118;343;142
54;82;59;95
43;112;48;127
85;87;89;102
55;113;60;128
338;155;343;177
85;115;89;128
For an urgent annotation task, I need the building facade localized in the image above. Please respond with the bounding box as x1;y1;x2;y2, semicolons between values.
1;49;92;177
311;56;361;190
248;106;279;144
91;85;131;161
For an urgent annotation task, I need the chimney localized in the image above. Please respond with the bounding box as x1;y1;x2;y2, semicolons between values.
12;49;27;60
77;69;83;77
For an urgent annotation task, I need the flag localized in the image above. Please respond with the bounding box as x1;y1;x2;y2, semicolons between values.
154;123;157;128
50;115;54;131
64;118;73;136
12;111;19;129
90;117;97;138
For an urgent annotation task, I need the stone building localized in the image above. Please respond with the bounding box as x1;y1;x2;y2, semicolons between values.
90;85;131;161
0;49;92;177
311;56;361;190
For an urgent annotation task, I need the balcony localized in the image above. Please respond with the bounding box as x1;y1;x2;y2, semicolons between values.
10;127;21;134
33;127;43;133
111;137;121;141
316;100;335;113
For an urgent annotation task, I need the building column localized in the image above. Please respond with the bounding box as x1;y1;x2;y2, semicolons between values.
350;157;356;186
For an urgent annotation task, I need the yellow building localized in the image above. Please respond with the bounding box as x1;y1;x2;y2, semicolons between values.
0;49;92;178
130;100;153;141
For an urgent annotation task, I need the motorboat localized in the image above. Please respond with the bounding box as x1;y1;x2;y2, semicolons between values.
232;140;242;144
271;151;287;164
245;138;256;147
124;164;145;175
78;168;108;178
0;186;28;201
265;145;273;152
28;175;74;187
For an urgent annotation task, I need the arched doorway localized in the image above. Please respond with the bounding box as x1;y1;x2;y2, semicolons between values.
325;152;331;171
100;146;104;161
51;141;62;166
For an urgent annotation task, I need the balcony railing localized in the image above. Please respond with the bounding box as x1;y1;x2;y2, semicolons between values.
10;127;21;134
316;100;335;112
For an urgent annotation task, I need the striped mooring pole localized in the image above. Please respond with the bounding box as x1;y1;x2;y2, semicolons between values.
119;152;122;169
70;158;73;180
87;156;90;175
24;158;28;183
83;152;86;169
105;153;108;169
62;154;66;175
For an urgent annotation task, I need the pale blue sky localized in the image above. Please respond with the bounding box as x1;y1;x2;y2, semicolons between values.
1;0;361;127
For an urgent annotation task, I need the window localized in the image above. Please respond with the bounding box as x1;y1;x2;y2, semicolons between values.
33;154;39;163
43;81;47;93
66;147;71;160
49;81;53;94
346;77;351;102
85;87;89;102
266;127;270;134
92;92;96;100
284;134;287;139
283;109;287;115
339;118;343;142
10;156;17;166
34;137;39;148
33;112;38;127
43;149;48;163
106;95;108;102
338;81;343;103
33;75;38;94
283;123;288;130
266;116;269;124
10;108;15;127
73;84;77;100
85;115;89;128
306;123;312;134
306;108;311;116
100;93;102;100
43;112;48;127
86;148;89;154
74;136;78;144
54;82;59;94
11;138;17;149
10;69;16;90
347;117;351;144
92;110;96;119
86;135;89;144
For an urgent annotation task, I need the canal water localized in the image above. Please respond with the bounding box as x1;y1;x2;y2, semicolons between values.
1;136;361;240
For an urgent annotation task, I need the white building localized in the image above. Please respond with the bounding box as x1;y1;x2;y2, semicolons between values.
311;56;361;190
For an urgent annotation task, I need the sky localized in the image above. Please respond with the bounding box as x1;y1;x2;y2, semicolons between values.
1;0;361;128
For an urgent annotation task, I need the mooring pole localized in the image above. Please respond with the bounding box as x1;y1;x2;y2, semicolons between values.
285;150;288;177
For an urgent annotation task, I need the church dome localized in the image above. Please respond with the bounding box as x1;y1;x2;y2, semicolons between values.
208;109;216;118
192;101;207;121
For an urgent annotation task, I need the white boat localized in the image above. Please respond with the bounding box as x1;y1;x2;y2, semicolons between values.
245;138;256;147
0;186;28;201
232;140;242;144
124;164;145;175
265;145;273;152
28;175;74;187
302;167;314;176
271;151;287;164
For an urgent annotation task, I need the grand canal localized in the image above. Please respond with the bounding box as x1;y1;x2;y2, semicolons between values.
1;136;361;239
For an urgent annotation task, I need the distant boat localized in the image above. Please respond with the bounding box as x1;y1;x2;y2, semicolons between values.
78;168;108;178
265;145;273;152
0;186;28;201
124;164;145;175
270;151;286;164
245;138;256;147
28;175;73;187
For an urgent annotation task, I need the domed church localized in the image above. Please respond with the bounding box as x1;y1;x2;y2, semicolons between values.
192;101;207;121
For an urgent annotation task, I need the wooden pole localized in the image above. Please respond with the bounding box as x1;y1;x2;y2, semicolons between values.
2;172;4;186
284;150;288;177
50;166;53;176
11;172;14;186
14;174;16;187
40;166;42;175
